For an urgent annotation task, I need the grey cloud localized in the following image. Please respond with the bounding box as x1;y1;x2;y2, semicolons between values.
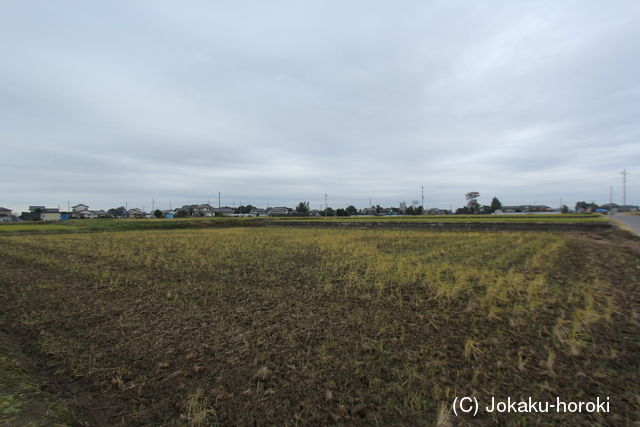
1;1;639;213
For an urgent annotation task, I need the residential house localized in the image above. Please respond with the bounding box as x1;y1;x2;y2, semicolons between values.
501;206;526;213
92;210;110;218
70;204;90;219
0;207;12;217
601;203;639;212
528;205;551;212
192;204;214;217
41;208;61;221
77;210;97;219
211;206;235;216
72;204;89;212
250;208;268;216
125;208;144;219
268;206;291;216
619;205;639;212
426;208;450;215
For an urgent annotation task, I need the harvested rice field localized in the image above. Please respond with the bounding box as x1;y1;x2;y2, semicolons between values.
1;227;639;426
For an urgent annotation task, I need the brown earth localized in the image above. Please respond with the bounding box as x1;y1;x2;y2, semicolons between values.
0;229;639;426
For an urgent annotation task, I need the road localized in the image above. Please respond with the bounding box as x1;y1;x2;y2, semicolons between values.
610;214;640;236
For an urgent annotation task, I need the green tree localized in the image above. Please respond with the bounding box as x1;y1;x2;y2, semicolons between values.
479;205;493;214
346;205;358;216
561;205;569;214
336;208;348;216
175;210;189;218
107;206;126;217
322;207;335;216
490;197;502;212
296;201;310;214
154;209;163;218
465;192;480;214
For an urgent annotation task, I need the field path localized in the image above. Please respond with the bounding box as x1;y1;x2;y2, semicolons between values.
611;213;640;236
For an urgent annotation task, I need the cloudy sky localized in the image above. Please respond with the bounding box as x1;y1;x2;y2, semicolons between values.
2;1;639;213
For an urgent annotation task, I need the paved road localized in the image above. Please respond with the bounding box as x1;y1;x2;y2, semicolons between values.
610;214;640;236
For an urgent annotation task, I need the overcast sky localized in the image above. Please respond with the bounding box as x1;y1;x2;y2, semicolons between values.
2;1;639;213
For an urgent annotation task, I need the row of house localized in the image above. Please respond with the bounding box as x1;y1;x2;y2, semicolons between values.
498;205;553;213
7;203;298;221
179;204;286;217
596;203;639;213
7;200;638;222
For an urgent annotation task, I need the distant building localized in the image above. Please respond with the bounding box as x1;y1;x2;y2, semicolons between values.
363;207;377;216
41;208;60;221
71;204;89;212
426;208;450;215
600;203;639;212
268;207;291;216
0;207;12;217
211;206;235;216
125;208;144;219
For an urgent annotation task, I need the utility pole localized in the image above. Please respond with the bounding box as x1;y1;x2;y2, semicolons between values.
152;198;155;212
325;194;328;217
218;192;221;213
610;186;613;204
621;169;629;206
421;185;424;215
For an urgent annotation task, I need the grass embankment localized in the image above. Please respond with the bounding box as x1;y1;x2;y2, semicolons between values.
0;218;264;234
285;213;607;223
0;214;606;235
0;228;638;425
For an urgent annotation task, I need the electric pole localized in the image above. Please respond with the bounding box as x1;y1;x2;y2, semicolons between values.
621;169;629;206
610;186;612;204
421;185;424;215
325;194;328;217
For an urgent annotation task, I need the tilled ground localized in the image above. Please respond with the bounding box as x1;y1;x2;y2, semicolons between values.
0;228;639;426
